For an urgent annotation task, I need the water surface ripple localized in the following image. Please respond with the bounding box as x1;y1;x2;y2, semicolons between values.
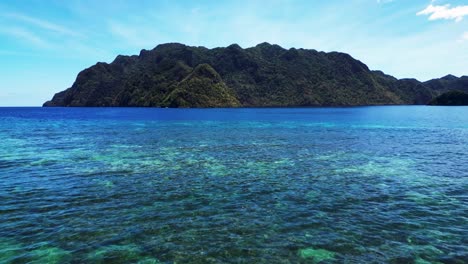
0;107;467;263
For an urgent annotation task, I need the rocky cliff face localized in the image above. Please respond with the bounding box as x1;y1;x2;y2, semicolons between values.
43;42;467;107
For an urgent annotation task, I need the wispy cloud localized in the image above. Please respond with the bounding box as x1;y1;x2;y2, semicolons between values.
0;26;50;48
3;13;81;37
417;4;468;22
459;31;468;42
377;0;395;4
108;21;168;48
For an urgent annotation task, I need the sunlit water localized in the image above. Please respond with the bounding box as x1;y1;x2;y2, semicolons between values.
0;106;467;263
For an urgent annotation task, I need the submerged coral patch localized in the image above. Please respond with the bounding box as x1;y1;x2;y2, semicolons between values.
298;247;336;262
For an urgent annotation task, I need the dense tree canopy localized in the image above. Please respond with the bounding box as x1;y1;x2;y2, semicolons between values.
44;43;468;107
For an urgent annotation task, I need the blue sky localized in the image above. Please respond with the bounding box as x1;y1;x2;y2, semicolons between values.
1;0;467;106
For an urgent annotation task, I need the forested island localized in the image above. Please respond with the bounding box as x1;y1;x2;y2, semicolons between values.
429;90;468;106
43;43;468;107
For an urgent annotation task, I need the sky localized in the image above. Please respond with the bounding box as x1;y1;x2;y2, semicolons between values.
0;0;467;106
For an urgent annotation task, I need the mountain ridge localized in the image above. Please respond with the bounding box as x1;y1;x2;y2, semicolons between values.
429;90;468;106
43;42;467;107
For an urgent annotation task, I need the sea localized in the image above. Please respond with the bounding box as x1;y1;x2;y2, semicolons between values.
0;106;467;263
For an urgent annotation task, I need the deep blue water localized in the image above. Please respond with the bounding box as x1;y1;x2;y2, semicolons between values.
0;106;467;263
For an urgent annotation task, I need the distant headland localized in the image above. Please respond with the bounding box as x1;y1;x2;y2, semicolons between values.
43;42;468;107
429;90;468;106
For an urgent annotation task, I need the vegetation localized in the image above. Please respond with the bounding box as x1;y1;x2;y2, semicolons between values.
43;42;468;107
428;90;468;106
161;64;240;108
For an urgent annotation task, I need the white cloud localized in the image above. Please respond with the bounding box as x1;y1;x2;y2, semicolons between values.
0;13;106;56
3;13;81;37
377;0;395;4
0;26;50;48
460;31;468;42
108;21;168;48
417;4;468;22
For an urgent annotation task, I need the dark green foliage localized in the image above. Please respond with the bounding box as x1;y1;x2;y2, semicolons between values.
428;90;468;106
423;75;468;94
161;64;240;107
43;42;468;107
372;72;435;105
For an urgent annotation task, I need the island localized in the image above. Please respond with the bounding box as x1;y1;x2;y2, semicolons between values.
43;42;468;107
428;90;468;106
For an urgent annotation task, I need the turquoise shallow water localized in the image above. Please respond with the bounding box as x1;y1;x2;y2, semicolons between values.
0;106;467;263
